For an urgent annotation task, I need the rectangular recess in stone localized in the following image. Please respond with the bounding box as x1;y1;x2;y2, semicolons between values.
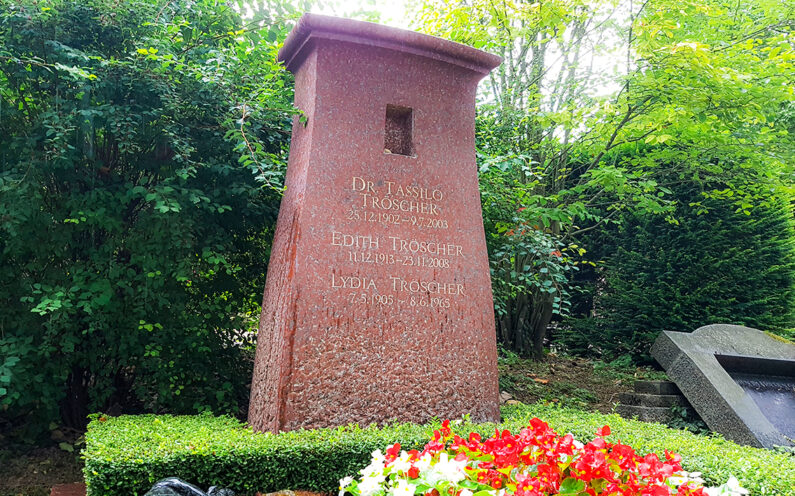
384;104;414;156
248;13;502;433
715;353;795;439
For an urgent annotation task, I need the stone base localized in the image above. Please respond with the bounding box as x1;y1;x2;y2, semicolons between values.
617;392;688;408
51;483;86;496
615;379;698;424
615;404;678;423
633;380;681;395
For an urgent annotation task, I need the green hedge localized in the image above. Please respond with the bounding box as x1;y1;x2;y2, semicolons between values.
560;191;795;363
83;404;795;496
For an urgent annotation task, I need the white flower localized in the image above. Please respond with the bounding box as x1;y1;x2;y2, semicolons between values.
703;476;749;496
358;473;387;496
361;450;387;478
390;479;417;496
460;489;473;496
725;476;749;495
425;452;467;484
371;450;386;465
668;470;704;487
391;451;413;474
415;453;432;472
339;476;355;496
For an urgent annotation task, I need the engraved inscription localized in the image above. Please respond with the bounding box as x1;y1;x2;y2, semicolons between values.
388;276;465;295
328;175;466;307
388;236;462;257
330;274;377;290
352;176;444;217
347;207;449;229
331;231;380;250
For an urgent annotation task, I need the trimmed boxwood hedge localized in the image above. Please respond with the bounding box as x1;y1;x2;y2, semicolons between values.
83;403;795;496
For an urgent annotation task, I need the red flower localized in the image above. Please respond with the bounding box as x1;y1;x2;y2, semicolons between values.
385;442;401;463
642;484;670;496
666;450;683;471
678;483;705;495
360;417;701;496
588;438;607;451
536;463;561;493
609;442;637;471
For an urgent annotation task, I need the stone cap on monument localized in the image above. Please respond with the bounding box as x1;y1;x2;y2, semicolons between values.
278;13;501;75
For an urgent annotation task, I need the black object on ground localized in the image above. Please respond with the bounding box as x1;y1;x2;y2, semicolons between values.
144;478;235;496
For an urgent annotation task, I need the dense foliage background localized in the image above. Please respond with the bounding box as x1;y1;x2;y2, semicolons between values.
419;0;795;358
0;0;297;439
556;190;795;362
1;0;793;441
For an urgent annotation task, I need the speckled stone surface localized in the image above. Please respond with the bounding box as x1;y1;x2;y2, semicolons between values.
651;324;795;448
248;14;502;432
50;484;86;496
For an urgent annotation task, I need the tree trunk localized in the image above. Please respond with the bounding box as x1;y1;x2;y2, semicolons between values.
60;366;90;429
529;291;555;360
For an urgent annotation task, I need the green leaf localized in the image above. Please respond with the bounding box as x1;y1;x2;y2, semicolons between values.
558;477;585;494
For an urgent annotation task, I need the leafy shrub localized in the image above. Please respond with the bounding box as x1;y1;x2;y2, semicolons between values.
83;404;795;496
478;151;581;359
0;0;297;439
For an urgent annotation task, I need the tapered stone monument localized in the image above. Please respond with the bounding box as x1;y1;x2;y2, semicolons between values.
248;14;501;432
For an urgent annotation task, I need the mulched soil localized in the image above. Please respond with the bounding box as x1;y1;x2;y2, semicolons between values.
0;446;83;496
497;353;665;414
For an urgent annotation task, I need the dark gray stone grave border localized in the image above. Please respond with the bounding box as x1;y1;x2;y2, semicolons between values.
651;324;795;449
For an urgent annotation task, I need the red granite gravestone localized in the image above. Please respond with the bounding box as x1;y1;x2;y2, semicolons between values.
248;14;501;432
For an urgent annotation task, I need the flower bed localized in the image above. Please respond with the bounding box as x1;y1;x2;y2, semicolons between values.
342;419;706;496
82;403;795;496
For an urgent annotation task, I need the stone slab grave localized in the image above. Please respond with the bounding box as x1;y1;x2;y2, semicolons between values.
652;324;795;449
249;14;502;432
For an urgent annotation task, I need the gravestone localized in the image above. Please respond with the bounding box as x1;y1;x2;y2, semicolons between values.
652;324;795;449
248;14;502;432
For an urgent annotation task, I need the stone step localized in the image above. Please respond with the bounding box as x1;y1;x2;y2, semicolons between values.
618;392;688;408
616;404;682;424
633;380;680;395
